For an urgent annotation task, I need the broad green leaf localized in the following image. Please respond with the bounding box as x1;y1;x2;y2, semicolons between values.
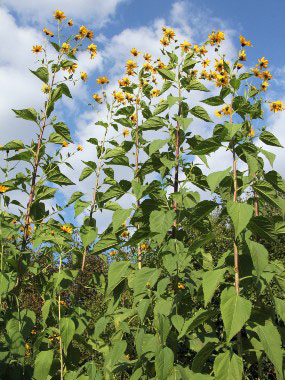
149;139;168;155
0;272;16;296
0;140;25;150
67;191;84;205
153;100;168;116
58;83;72;98
239;73;253;80
42;299;53;325
12;108;38;123
149;210;175;244
104;146;125;159
175;116;193;131
178;310;215;339
107;340;127;369
74;199;90;217
141;116;166;130
30;66;49;83
192;342;217;373
260;131;283;148
253;180;285;213
48;132;65;144
79;167;94;181
171;315;184;334
254;320;283;377
53;122;72;142
186;80;209;92
190;106;213;122
227;200;253;237
106;261;129;296
190;138;220;155
112;208;132;232
248;216;277;242
202;96;224;106
207;168;230;193
224;121;243;139
60;318;75;355
260;148;275;167
133;267;161;300
214;351;243;380
202;268;226;306
188;201;217;227
167;95;183;107
33;350;54;380
47;168;75;186
157;68;175;81
274;297;285;322
182;53;196;71
159;81;172;95
80;226;98;248
246;240;268;280
230;77;241;91
221;287;252;342
155;347;174;379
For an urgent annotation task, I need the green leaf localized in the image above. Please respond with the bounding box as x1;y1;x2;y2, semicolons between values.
0;140;25;151
104;146;125;159
226;201;253;237
106;261;129;297
202;268;226;306
141;116;166;130
214;351;243;380
187;80;209;92
53;122;72;142
171;315;184;334
33;350;54;380
48;132;65;144
202;96;224;106
79;167;94;181
58;83;72;98
230;77;241;91
190;106;213;122
47;168;75;186
50;86;62;103
246;240;268;280
159;81;172;95
74;199;90;217
274;298;285;322
259;131;283;148
155;347;174;380
12;108;38;123
60;318;75;355
207;168;230;193
260;148;275;167
149;139;168;155
188;201;217;227
133;267;161;300
150;210;175;244
67;191;84;205
192;342;217;373
254;320;283;377
80;226;98;248
50;41;60;52
153;100;169;116
224;121;243;139
92;233;118;254
157;68;175;81
239;73;253;80
221;287;252;342
182;54;196;71
30;67;49;84
112;208;132;232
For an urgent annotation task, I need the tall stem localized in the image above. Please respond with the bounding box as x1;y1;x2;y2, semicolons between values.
135;94;142;270
58;252;64;380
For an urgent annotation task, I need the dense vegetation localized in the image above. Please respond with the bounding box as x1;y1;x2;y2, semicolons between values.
0;10;284;380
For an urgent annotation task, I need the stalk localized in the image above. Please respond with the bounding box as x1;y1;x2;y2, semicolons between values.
135;93;142;270
58;252;64;380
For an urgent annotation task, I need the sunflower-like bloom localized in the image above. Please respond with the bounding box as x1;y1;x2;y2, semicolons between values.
180;40;191;52
216;74;229;87
61;43;70;53
79;25;88;36
86;30;93;40
236;63;243;70
126;60;137;70
80;72;88;81
42;84;50;94
118;77;131;87
152;76;158;85
130;113;137;124
262;71;272;81
202;58;210;68
143;62;153;72
109;250;117;256
208;30;225;45
178;282;185;289
0;185;8;193
160;37;170;46
88;43;97;54
214;110;223;118
157;61;166;69
240;35;252;47
125;93;134;103
68;19;73;26
140;243;149;251
130;48;141;57
222;104;233;115
261;81;269;91
162;27;176;40
258;57;269;69
123;129;129;137
270;101;285;113
121;230;129;238
214;59;224;72
113;91;125;103
93;94;102;103
208;70;217;80
248;127;255;137
239;50;246;61
62;141;69;147
43;28;54;37
61;225;73;234
77;145;83;151
32;45;43;54
199;46;208;55
151;89;160;97
97;76;109;85
68;64;78;74
200;70;209;80
250;67;262;78
143;53;152;61
54;10;66;22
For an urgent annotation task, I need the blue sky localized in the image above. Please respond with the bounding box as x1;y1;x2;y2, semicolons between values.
0;0;284;229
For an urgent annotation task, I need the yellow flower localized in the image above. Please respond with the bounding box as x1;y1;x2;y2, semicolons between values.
239;50;246;61
250;67;262;78
61;43;70;53
248;127;255;137
109;250;117;256
236;63;243;70
208;30;225;45
143;62;153;72
31;330;37;335
0;185;8;193
86;30;93;40
32;45;43;54
214;59;224;72
60;300;67;307
113;91;125;103
54;10;66;22
77;145;83;151
163;27;176;40
80;72;88;81
180;40;191;52
123;129;129;137
240;35;252;47
42;84;50;94
130;48;141;57
202;59;210;68
93;93;102;103
178;282;185;289
130;113;137;124
157;61;166;69
88;43;97;54
151;89;160;97
216;74;229;87
25;343;30;350
200;70;209;80
97;76;109;85
258;57;269;69
261;81;269;91
121;221;127;228
61;225;73;234
62;141;69;147
143;53;152;61
193;45;200;53
270;101;285;113
68;64;78;74
68;19;73;26
262;71;272;81
118;77;131;87
75;34;82;41
125;93;134;103
215;110;223;118
79;25;88;36
208;70;217;80
152;76;158;85
140;243;149;251
126;68;135;76
43;28;54;37
126;60;137;70
160;37;170;46
199;46;208;55
121;230;129;238
222;104;232;115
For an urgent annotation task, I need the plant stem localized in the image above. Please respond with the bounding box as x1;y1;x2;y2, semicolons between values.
58;252;64;380
135;94;142;270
